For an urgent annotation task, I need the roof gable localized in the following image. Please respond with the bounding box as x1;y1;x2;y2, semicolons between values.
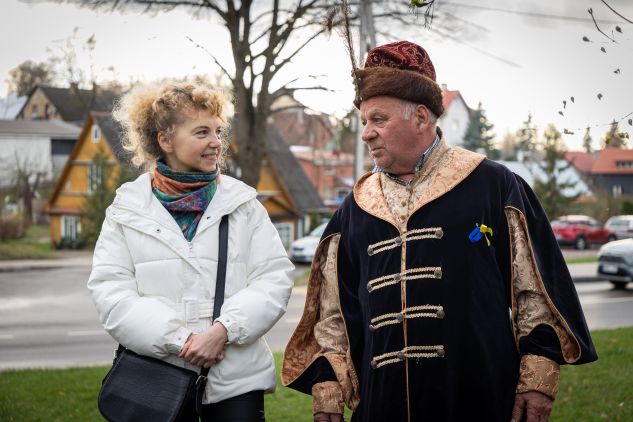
92;113;133;166
564;151;596;174
592;147;633;174
265;125;325;213
46;113;134;211
20;85;118;123
442;89;469;114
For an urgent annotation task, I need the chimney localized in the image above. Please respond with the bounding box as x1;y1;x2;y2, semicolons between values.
441;83;448;91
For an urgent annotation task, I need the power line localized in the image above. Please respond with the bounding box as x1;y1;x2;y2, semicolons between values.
442;2;626;25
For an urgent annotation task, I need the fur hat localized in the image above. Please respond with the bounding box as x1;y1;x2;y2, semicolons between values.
354;41;444;117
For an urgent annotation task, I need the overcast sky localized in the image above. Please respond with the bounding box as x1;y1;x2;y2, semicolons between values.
1;0;632;150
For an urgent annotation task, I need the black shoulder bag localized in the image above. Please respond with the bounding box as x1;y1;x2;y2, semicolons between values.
98;214;230;422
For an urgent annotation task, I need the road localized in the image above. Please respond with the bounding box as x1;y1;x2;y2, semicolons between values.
1;261;632;370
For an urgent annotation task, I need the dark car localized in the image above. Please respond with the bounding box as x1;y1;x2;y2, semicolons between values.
597;238;633;289
551;215;616;250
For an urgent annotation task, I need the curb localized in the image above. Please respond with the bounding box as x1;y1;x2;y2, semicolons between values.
0;265;69;273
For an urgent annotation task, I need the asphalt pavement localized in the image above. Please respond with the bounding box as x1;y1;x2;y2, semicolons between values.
2;249;632;370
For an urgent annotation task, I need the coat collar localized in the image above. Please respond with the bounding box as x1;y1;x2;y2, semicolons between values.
353;139;485;227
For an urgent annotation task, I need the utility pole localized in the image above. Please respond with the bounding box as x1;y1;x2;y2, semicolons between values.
354;0;376;182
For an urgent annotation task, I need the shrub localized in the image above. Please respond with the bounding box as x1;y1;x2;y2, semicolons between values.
0;215;28;241
55;236;87;250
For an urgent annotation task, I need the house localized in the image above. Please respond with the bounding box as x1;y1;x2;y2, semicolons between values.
243;126;326;247
270;95;335;150
15;84;118;126
271;96;355;210
590;147;633;198
564;151;596;176
46;113;324;248
0;119;80;186
45;112;132;245
496;159;592;201
291;146;354;209
437;85;471;147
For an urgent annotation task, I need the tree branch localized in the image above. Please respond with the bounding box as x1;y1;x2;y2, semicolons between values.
185;36;234;82
601;0;633;24
271;27;327;75
588;7;617;42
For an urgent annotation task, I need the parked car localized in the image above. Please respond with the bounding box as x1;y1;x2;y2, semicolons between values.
597;238;633;289
289;222;328;264
551;215;616;250
605;215;633;240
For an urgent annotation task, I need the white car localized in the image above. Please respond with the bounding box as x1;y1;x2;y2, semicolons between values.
597;238;633;289
605;215;633;240
289;222;328;264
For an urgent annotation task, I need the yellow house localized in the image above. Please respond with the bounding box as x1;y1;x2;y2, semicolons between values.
46;113;324;247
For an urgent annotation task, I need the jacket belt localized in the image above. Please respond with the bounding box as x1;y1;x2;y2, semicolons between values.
167;299;215;322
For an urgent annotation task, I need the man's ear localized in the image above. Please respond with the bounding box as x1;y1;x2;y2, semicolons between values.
157;132;173;153
415;105;431;129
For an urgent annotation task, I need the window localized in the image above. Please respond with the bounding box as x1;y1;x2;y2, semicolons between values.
31;105;38;119
273;222;294;249
92;125;101;143
612;185;622;197
61;215;81;240
335;188;350;199
323;168;336;176
88;163;103;193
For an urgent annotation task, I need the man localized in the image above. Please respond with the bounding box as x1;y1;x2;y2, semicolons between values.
282;41;596;422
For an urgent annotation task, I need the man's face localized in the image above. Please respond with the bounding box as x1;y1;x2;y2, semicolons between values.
360;96;425;175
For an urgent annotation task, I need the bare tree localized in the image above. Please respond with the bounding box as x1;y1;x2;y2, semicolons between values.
6;60;54;97
35;0;458;186
0;150;49;225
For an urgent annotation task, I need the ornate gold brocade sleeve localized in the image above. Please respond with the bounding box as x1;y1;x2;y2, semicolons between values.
312;237;347;414
504;208;580;399
516;355;560;399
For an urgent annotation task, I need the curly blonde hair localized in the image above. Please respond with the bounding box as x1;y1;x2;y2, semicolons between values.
113;81;231;170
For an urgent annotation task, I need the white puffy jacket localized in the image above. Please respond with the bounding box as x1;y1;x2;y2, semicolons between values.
88;172;294;403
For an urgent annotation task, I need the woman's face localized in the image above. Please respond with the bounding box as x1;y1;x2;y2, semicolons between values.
158;109;223;173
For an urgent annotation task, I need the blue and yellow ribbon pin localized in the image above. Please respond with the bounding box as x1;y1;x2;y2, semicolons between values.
468;223;494;247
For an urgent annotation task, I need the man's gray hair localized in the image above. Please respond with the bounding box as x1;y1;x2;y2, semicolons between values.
401;99;437;124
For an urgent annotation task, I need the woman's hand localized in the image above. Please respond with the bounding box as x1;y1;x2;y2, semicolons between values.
179;322;229;368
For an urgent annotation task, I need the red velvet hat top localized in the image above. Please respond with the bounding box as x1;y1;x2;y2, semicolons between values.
364;41;437;82
353;41;444;116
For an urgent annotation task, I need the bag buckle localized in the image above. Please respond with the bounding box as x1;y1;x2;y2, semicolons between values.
184;300;199;323
196;375;207;387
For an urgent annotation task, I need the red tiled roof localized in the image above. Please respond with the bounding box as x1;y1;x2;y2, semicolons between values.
591;147;633;174
564;151;595;174
442;90;460;111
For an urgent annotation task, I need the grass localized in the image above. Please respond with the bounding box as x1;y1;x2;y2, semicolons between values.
565;256;599;264
0;224;53;260
1;327;631;421
293;267;311;286
552;327;633;421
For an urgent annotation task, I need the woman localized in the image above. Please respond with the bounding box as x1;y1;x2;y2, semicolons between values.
88;81;294;421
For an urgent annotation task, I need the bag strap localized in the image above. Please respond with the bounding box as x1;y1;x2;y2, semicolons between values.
195;214;229;414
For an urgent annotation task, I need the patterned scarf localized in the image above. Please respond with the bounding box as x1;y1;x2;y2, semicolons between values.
152;160;218;241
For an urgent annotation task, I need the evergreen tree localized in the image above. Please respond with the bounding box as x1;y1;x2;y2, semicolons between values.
582;127;593;153
602;120;628;148
533;124;577;219
463;102;495;156
515;113;538;156
500;132;518;160
81;147;134;246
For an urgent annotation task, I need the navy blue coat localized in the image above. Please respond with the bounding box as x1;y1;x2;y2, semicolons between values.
287;157;596;421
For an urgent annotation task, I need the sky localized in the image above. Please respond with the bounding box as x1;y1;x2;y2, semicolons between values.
1;0;632;150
